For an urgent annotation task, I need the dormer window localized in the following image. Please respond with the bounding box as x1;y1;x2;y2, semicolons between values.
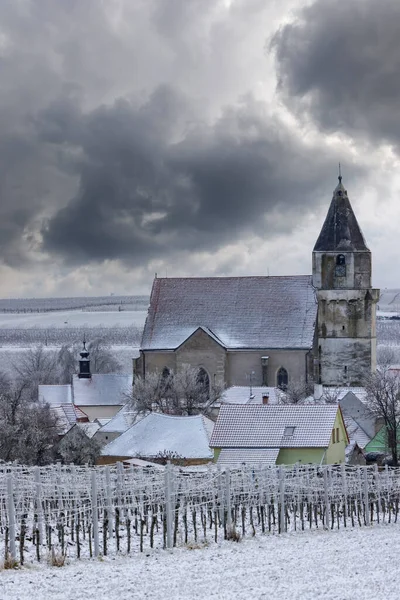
335;254;346;277
283;426;295;437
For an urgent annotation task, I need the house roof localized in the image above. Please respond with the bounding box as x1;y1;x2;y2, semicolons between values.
210;404;339;448
217;448;280;466
72;374;131;406
97;405;138;433
39;384;73;406
313;178;369;252
344;417;371;449
141;276;317;351
220;386;282;406
77;422;101;438
101;413;215;459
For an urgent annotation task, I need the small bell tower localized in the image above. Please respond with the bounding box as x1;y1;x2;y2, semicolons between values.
78;337;91;379
312;171;379;385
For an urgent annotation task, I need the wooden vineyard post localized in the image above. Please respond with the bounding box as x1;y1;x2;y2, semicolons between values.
364;466;370;526
225;468;232;532
91;470;99;557
164;462;173;549
279;467;286;533
105;466;113;538
6;474;16;561
374;463;381;523
34;467;44;545
341;463;347;528
323;468;330;530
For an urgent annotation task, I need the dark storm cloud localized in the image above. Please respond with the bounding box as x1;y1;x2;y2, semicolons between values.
271;0;400;146
40;86;354;266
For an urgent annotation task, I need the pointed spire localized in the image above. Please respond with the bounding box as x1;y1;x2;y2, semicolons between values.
313;172;369;252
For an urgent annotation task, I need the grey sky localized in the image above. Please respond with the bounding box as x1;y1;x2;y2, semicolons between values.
0;0;398;297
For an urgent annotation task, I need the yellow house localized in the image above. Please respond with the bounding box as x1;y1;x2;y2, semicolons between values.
210;404;348;467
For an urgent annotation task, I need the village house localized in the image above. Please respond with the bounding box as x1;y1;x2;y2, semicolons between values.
99;413;214;466
210;404;348;466
135;175;379;390
39;343;131;422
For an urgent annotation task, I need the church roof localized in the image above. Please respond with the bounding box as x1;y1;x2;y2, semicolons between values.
313;177;369;252
141;275;317;351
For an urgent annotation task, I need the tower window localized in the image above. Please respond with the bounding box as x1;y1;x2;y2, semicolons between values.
335;254;346;277
277;367;288;389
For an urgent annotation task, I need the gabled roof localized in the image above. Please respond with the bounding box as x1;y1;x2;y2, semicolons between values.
97;405;138;433
141;276;317;351
220;386;282;406
313;178;369;252
39;384;73;406
210;404;339;448
217;448;279;466
344;417;371;449
176;326;226;350
72;374;131;406
102;413;214;459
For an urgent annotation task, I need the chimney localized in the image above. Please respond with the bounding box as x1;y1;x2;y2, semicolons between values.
262;393;269;405
314;383;323;401
78;338;91;379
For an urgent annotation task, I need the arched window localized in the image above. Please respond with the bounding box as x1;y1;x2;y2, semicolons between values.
277;367;288;389
196;367;210;393
335;254;346;277
160;367;173;392
162;367;171;379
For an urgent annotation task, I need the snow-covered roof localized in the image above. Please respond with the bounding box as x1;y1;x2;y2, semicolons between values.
217;448;279;466
141;276;317;351
97;405;139;433
51;404;89;435
39;384;73;406
72;374;131;406
77;422;101;438
344;417;371;449
220;386;282;406
102;413;215;459
95;418;111;427
210;404;339;448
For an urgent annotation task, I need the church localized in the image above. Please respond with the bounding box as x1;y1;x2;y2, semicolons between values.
135;175;379;389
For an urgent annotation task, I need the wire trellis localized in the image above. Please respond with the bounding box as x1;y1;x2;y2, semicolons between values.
0;462;399;564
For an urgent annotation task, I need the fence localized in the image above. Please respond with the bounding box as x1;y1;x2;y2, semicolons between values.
0;462;399;564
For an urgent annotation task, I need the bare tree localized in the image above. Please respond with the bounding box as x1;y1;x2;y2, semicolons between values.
279;378;313;405
364;366;400;466
129;365;223;417
0;375;59;464
57;426;102;465
13;346;59;401
57;338;122;383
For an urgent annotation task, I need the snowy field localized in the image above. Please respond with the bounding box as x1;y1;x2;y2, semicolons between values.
0;310;147;329
2;524;399;600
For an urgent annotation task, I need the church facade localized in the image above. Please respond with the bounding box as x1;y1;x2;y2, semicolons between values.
135;176;379;388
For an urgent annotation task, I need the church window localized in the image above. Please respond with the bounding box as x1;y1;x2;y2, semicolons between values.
161;367;173;392
277;367;288;389
335;254;346;277
162;367;171;379
196;367;210;393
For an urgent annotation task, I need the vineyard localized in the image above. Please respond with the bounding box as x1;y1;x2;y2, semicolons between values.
0;326;142;347
0;296;149;313
1;463;400;565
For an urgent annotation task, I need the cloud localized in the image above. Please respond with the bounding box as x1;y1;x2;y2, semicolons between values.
40;86;357;266
271;0;400;148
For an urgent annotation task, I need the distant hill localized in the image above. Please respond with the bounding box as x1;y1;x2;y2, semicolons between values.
0;295;149;313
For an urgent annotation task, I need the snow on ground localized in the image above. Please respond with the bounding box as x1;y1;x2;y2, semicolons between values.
2;524;400;600
0;310;147;329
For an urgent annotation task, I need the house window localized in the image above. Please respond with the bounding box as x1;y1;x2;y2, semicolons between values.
335;254;346;277
332;429;336;444
196;367;210;393
284;426;295;437
336;427;340;443
277;367;288;389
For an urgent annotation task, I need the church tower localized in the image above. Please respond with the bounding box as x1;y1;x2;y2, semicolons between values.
312;174;379;386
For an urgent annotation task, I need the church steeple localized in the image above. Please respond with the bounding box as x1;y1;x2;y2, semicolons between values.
312;172;379;386
313;173;369;253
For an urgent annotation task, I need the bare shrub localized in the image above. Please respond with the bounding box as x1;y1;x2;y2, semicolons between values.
226;526;241;542
2;552;19;570
48;547;67;567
